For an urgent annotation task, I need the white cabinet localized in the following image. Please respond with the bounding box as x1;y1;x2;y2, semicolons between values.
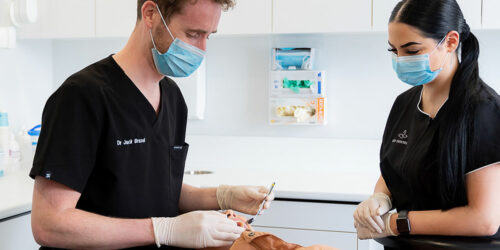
482;0;500;29
373;0;482;32
456;0;482;30
372;0;400;32
16;0;493;38
217;0;272;35
242;200;383;250
0;213;39;249
18;0;95;39
96;0;137;38
273;0;372;34
254;200;356;232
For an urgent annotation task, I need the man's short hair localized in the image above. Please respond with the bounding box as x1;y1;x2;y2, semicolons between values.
137;0;235;22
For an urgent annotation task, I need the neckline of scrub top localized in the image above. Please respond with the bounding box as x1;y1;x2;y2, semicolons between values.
108;55;166;129
416;86;449;120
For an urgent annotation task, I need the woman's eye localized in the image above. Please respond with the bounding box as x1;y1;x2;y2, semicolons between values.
387;48;398;54
406;50;420;54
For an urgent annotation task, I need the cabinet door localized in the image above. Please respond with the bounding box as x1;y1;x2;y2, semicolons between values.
252;227;357;250
372;0;400;32
456;0;482;30
18;0;95;39
0;213;39;249
217;0;272;35
273;0;372;34
17;0;55;39
251;201;357;232
374;0;481;32
96;0;137;38
483;0;500;29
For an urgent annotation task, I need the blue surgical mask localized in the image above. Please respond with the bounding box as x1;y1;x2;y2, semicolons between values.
150;5;205;77
392;36;449;86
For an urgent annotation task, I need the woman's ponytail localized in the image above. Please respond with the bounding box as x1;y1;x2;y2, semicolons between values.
439;21;482;209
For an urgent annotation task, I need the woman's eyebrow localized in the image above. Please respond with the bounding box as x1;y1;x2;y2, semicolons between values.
388;41;422;48
400;42;422;48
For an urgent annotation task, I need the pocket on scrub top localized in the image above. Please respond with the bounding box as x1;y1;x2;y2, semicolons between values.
169;143;189;177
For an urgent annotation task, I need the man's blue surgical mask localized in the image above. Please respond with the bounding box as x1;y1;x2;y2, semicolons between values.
150;5;205;77
392;36;449;86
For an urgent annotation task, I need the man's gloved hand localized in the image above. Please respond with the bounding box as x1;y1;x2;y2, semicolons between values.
216;185;275;215
355;212;397;240
353;192;392;233
151;211;245;248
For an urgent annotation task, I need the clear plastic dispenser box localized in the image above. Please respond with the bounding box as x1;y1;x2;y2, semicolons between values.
269;48;327;126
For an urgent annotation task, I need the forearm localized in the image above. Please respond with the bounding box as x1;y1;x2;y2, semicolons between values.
374;175;391;197
389;206;499;237
32;208;154;249
179;183;220;213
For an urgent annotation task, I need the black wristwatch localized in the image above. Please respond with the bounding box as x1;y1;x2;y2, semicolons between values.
396;210;411;235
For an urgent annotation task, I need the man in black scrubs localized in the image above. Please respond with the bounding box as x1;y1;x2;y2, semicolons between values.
29;0;274;249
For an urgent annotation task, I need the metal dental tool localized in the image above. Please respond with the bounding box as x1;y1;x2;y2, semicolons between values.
247;182;276;225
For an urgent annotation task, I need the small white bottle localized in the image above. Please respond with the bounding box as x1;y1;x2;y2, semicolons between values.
16;128;33;169
9;133;21;172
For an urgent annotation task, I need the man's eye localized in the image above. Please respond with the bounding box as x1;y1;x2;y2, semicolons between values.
187;33;199;38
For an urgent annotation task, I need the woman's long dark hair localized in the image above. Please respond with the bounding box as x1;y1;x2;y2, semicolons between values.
390;0;482;209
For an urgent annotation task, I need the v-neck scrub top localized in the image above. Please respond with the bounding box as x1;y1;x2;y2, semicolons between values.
30;56;189;249
380;82;500;238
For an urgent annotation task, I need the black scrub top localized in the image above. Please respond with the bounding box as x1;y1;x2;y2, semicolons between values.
380;82;500;239
30;56;189;249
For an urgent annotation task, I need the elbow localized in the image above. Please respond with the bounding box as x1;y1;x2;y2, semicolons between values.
475;219;499;237
32;223;48;246
482;223;499;237
32;219;50;246
31;215;56;247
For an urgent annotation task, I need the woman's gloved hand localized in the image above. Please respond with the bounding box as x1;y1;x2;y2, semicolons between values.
151;211;245;248
216;185;275;215
355;212;397;240
353;193;392;233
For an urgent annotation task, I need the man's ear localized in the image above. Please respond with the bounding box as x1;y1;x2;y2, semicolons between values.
141;0;158;30
445;30;460;53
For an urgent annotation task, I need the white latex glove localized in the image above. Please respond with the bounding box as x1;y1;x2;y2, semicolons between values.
353;193;392;233
216;185;275;215
151;211;245;248
355;212;397;240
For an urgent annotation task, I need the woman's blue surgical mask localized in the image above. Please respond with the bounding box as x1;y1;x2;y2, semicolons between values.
392;36;449;86
150;5;205;77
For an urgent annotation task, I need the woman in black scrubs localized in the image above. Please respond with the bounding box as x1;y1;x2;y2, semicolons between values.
353;0;499;240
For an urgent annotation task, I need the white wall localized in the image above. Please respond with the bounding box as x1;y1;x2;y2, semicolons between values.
51;31;500;140
0;40;54;131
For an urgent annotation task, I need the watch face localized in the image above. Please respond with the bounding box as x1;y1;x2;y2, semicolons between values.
397;218;411;233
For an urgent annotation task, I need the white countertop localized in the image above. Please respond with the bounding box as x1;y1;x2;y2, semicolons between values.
183;135;381;203
0;169;33;220
0;136;382;220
